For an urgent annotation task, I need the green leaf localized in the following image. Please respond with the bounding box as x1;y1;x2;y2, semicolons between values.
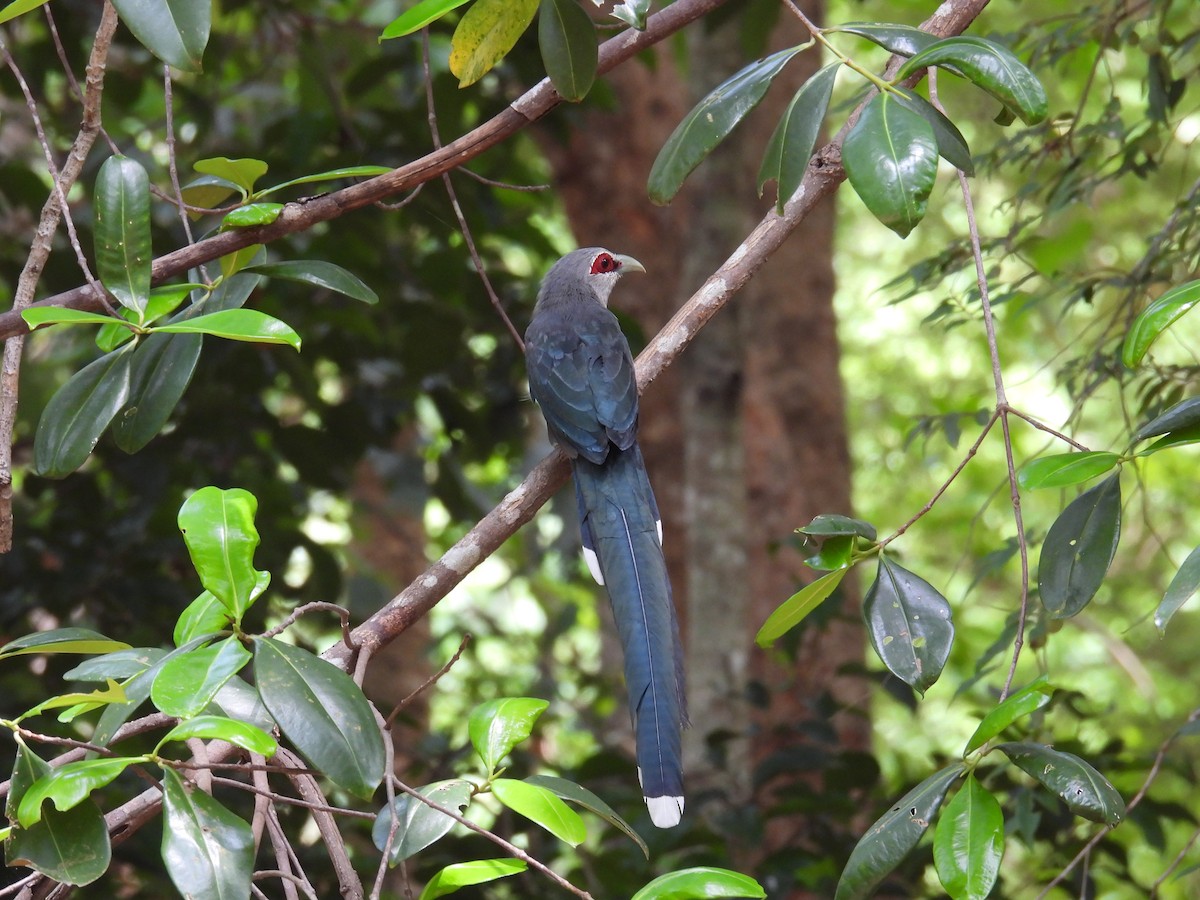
835;763;966;900
632;867;766;899
1139;422;1200;456
254;637;386;799
194;157;268;195
152;308;301;350
895;36;1048;126
1132;396;1200;443
258;165;392;196
94;155;152;317
210;676;275;735
243;259;378;304
157;714;278;757
963;676;1054;755
449;0;540;88
373;780;474;864
5;740;111;886
34;344;134;478
22;308;123;331
160;768;254;900
418;859;526;900
110;0;210;71
863;556;954;694
648;46;803;205
797;514;877;540
111;331;204;453
150;636;252;719
1017;451;1121;490
492;778;586;846
1122;279;1200;367
525;774;649;859
64;647;166;682
933;774;1004;900
756;567;848;647
1038;474;1121;619
173;590;236;647
19;679;128;722
826;22;940;57
0;0;51;27
890;87;974;174
222;202;284;227
381;0;472;39
468;697;549;772
180;173;242;209
842;92;938;238
18;757;139;827
610;0;650;31
0;628;130;660
97;283;199;351
539;0;598;102
998;742;1125;825
1156;544;1200;633
177;486;264;617
758;63;839;211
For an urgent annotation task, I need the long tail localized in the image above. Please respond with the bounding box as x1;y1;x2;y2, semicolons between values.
572;444;686;828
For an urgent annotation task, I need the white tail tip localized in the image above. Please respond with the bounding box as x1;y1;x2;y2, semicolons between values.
582;546;604;585
645;794;684;828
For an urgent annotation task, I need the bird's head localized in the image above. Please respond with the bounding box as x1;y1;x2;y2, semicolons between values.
547;247;646;307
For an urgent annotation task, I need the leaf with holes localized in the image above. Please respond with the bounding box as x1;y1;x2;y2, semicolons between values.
468;697;549;773
1123;279;1200;367
160;768;253;900
110;0;210;71
374;780;473;865
933;774;1004;900
1038;474;1121;618
649;46;804;205
1017;451;1121;490
998;742;1125;825
863;556;954;694
1156;544;1200;633
843;92;938;238
539;0;597;102
449;0;539;88
758;63;839;212
632;867;767;900
836;763;967;900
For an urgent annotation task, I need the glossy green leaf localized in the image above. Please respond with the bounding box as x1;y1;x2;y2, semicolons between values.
219;245;263;279
177;486;264;617
150;636;252;719
160;768;254;900
468;697;549;772
112;332;203;452
863;556;954;694
525;775;649;859
5;740;111;886
19;679;127;722
963;676;1053;755
381;0;472;39
895;36;1048;126
0;0;51;26
152;308;301;350
891;87;974;174
258;165;392;195
34;344;133;478
610;0;650;30
998;742;1125;825
649;46;803;205
843;92;938;238
797;514;877;540
1156;544;1200;633
449;0;540;88
110;0;209;71
243;259;378;304
373;780;474;864
1017;451;1121;490
1132;396;1200;443
756;567;848;647
18;757;139;827
191;270;262;316
64;647;166;682
492;778;586;845
158;714;277;757
210;676;275;735
836;763;966;900
418;859;526;900
933;774;1004;900
1122;279;1200;367
97;283;198;351
1038;474;1121;619
0;628;130;660
1138;422;1200;456
180;173;242;209
194;157;268;195
254;637;386;799
94;155;152;317
539;0;598;102
222;202;284;227
632;867;766;899
758;63;839;211
22;308;123;331
827;22;940;58
173;590;236;647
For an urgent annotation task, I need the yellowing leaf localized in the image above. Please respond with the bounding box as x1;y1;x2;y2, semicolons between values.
449;0;539;88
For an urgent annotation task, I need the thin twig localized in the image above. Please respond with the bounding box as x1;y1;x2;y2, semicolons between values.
206;774;375;819
458;168;549;192
260;601;356;649
163;64;204;279
385;633;471;727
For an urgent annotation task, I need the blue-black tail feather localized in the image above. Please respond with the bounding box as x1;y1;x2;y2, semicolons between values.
572;445;685;827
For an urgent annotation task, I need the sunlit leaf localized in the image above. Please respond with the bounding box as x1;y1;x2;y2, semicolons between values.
610;0;650;31
863;556;954;694
492;778;586;846
963;676;1053;755
998;742;1125;825
418;859;526;900
63;647;166;682
243;259;378;304
22;308;122;331
468;697;549;773
374;781;473;865
0;0;51;27
0;628;130;660
631;867;767;899
160;769;253;900
758;63;839;211
19;679;127;722
222;202;284;228
177;486;264;617
94;155;151;317
158;714;277;757
1038;474;1121;618
110;0;210;71
933;774;1004;900
258;165;392;195
539;0;598;102
525;774;649;859
381;0;472;39
18;757;140;827
173;590;236;647
1122;279;1200;367
756;567;848;647
194;157;268;195
449;0;540;88
152;308;300;349
1017;451;1121;490
1156;544;1200;633
1138;422;1200;456
150;636;252;719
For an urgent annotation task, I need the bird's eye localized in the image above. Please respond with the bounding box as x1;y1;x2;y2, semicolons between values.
590;253;618;275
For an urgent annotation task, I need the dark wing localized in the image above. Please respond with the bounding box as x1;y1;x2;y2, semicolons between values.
525;304;639;464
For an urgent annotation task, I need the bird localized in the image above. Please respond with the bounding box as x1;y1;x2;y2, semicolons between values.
524;247;686;828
